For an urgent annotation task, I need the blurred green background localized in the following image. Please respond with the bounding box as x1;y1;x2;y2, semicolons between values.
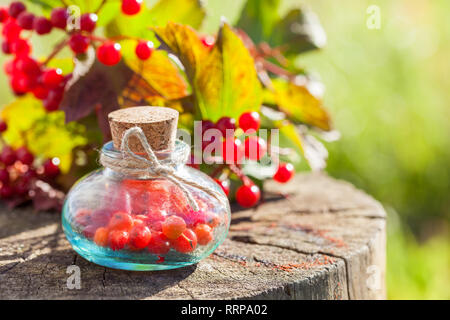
0;0;448;299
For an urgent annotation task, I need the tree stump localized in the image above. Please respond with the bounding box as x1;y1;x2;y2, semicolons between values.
0;173;386;299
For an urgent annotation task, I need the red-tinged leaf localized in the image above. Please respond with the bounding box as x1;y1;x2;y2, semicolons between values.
125;50;189;100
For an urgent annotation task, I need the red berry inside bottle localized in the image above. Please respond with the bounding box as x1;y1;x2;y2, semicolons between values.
236;184;260;208
273;163;295;183
50;7;68;29
129;225;152;249
121;0;142;15
172;229;197;253
147;231;171;254
94;227;109;247
108;211;134;231
97;42;121;66
162;215;186;240
239;111;260;132
135;41;153;60
194;224;213;245
108;230;129;251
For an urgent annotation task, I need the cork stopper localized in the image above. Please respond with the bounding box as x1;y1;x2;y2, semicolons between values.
108;106;179;153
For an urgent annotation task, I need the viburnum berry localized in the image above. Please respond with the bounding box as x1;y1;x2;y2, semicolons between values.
236;184;260;208
0;7;9;23
239;111;260;132
43;88;63;111
1;41;11;54
121;0;142;15
10;73;32;95
15;179;29;196
14;56;40;76
244;136;267;161
200;35;215;49
32;85;49;100
172;229;197;253
194;224;213;245
16;146;34;165
97;42;121;66
8;2;26;19
10;38;31;56
0;168;10;184
162;215;186;240
80;13;97;32
216;116;236;137
108;211;134;231
221;137;244;164
2;20;22;40
129;225;152;249
135;41;153;60
68;33;90;54
147;231;171;254
43;158;60;178
0;185;14;199
0;121;7;132
273;163;295;183
0;146;17;166
41;68;63;89
108;229;129;250
17;11;34;30
94;227;109;247
50;7;68;29
214;179;230;196
33;17;53;35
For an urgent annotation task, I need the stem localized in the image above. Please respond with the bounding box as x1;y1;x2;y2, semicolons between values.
95;0;108;14
228;164;252;186
210;164;226;179
42;38;69;66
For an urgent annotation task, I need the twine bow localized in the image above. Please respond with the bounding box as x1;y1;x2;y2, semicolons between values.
100;127;227;212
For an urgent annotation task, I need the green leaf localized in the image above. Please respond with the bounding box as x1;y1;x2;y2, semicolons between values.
105;3;157;41
236;0;281;44
271;8;327;55
154;22;262;121
270;78;332;131
194;23;262;121
1;96;87;173
148;0;206;29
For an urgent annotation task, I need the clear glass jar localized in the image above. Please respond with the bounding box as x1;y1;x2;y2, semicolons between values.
62;140;230;271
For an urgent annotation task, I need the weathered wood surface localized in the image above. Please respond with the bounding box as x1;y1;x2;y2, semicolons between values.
0;173;386;300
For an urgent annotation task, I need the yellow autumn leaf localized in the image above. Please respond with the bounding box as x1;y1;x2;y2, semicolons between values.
272;78;332;131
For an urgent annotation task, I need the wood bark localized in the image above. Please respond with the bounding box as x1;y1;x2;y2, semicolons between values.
0;173;386;299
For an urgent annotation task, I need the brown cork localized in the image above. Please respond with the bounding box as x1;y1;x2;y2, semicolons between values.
108;106;179;153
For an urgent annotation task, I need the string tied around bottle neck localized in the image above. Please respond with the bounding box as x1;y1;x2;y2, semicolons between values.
99;126;228;212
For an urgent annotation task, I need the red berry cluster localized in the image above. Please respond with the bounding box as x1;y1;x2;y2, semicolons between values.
0;2;73;111
76;179;220;254
0;121;60;200
199;111;295;208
